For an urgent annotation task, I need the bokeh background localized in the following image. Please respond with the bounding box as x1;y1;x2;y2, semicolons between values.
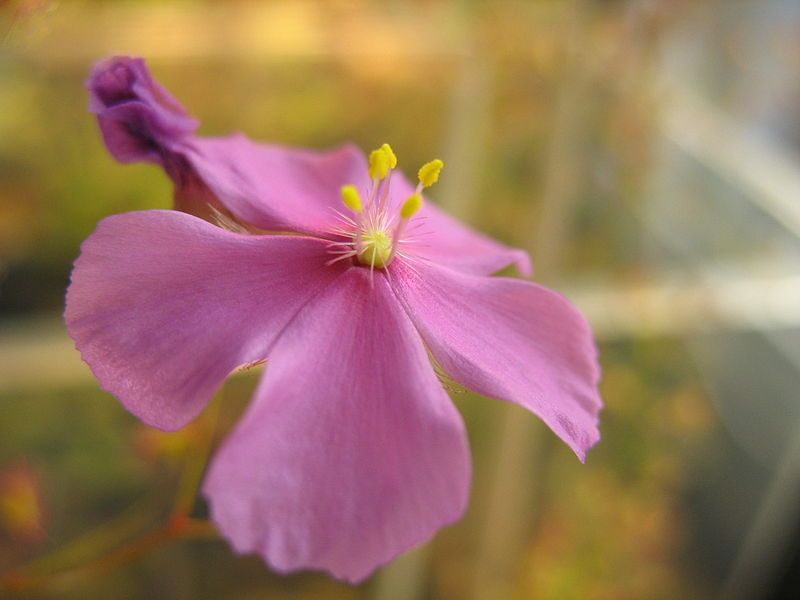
2;1;800;598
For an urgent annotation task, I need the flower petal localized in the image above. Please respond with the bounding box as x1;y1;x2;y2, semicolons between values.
64;210;345;431
413;202;532;275
389;171;532;276
203;268;471;583
87;56;198;165
391;260;602;461
184;137;370;235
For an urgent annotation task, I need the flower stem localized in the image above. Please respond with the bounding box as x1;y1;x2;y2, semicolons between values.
1;517;216;594
0;390;224;595
172;391;222;516
3;492;160;580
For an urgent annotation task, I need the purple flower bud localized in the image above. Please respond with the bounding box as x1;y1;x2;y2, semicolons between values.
87;56;198;165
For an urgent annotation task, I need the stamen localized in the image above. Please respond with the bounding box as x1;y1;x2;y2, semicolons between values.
387;193;423;262
340;185;362;214
326;251;358;266
327;146;445;271
368;148;392;180
378;171;393;212
209;205;255;235
380;143;397;169
400;193;423;219
368;142;397;182
416;159;444;193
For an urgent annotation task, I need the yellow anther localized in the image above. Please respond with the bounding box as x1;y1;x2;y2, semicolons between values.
380;143;397;169
369;147;392;180
400;193;423;219
340;184;362;213
418;159;444;188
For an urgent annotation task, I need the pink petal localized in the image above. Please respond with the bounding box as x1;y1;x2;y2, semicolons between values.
391;260;602;461
203;268;471;583
183;137;370;235
413;202;532;275
64;210;346;431
389;171;532;276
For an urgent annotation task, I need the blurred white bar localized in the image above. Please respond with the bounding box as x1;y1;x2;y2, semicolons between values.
0;318;90;392
570;271;800;341
3;269;800;392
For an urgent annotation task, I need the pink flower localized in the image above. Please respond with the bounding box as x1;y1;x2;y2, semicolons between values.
67;57;602;583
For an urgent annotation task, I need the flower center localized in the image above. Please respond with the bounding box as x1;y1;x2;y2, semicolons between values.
329;143;443;272
358;228;393;268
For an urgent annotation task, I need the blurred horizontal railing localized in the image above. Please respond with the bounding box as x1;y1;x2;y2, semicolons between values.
3;1;470;62
3;264;800;392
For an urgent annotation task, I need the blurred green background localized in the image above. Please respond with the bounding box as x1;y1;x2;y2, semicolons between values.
2;1;800;598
